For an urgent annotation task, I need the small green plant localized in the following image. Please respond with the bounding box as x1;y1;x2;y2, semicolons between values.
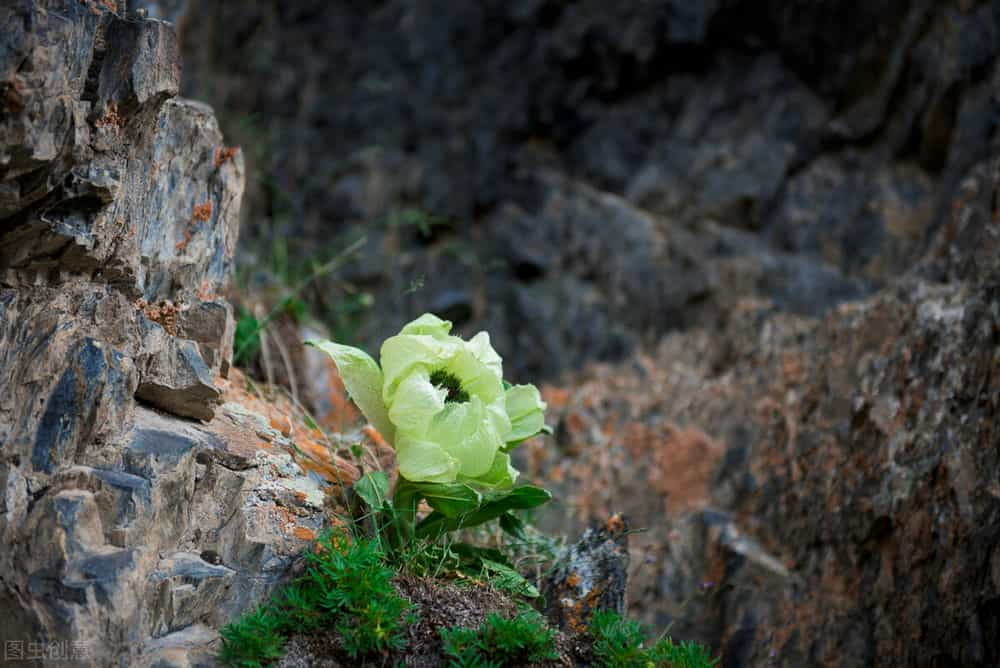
217;605;286;667
589;610;718;668
217;530;411;667
647;637;720;668
590;609;647;667
232;307;261;368
440;609;559;668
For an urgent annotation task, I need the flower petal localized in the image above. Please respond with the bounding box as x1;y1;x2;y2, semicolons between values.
505;384;547;442
463;450;519;489
467;331;503;376
486;399;512;441
305;340;394;443
380;334;455;403
395;433;460;483
388;368;446;435
445;348;504;405
400;313;453;339
427;397;502;478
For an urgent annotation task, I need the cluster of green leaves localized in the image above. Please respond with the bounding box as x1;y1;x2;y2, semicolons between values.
233;306;262;368
218;530;411;667
440;609;559;668
353;472;550;597
589;610;718;668
217;606;286;667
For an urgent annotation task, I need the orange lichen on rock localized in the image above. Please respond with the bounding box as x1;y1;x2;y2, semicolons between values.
213;146;240;168
176;202;213;251
540;385;571;410
320;361;359;432
362;424;389;450
605;512;625;534
295;433;359;484
94;102;122;128
292;526;317;541
220;369;364;486
134;298;181;335
270;414;293;437
646;424;724;513
192;201;213;221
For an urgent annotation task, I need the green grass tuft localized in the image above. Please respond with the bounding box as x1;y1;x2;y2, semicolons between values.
217;605;286;667
648;637;720;668
218;530;411;666
440;609;559;668
589;609;718;668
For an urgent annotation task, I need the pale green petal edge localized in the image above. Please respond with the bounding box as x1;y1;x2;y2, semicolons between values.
505;384;547;442
380;333;456;404
468;331;503;376
427;397;503;478
395;433;460;483
305;340;395;443
461;450;518;489
400;313;453;339
388;368;446;435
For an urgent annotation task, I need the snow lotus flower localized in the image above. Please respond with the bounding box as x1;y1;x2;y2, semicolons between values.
307;314;546;487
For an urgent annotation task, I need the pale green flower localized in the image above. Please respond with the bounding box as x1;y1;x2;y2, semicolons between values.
307;314;546;487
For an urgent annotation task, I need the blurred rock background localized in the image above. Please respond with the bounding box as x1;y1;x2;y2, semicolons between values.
28;0;997;665
140;0;997;383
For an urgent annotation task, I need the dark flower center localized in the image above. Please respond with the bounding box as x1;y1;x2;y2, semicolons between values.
430;369;469;404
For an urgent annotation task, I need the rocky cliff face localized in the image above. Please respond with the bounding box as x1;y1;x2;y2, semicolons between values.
0;3;344;665
143;0;996;383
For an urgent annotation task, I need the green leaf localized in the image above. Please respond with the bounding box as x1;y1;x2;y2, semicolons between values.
477;559;539;598
413;510;450;539
354;472;390;511
485;486;551;510
408;481;482;518
305;340;395;443
415;486;551;538
499;512;527;540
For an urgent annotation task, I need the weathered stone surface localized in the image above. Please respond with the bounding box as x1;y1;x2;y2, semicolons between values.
543;514;631;634
1;0;242;417
532;157;1000;666
135;320;219;421
0;2;328;666
2;402;333;666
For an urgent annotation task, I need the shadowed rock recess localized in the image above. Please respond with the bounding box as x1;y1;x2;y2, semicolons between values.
143;0;996;383
0;2;340;665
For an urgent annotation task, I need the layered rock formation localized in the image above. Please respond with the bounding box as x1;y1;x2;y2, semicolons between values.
0;3;346;665
142;0;996;383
